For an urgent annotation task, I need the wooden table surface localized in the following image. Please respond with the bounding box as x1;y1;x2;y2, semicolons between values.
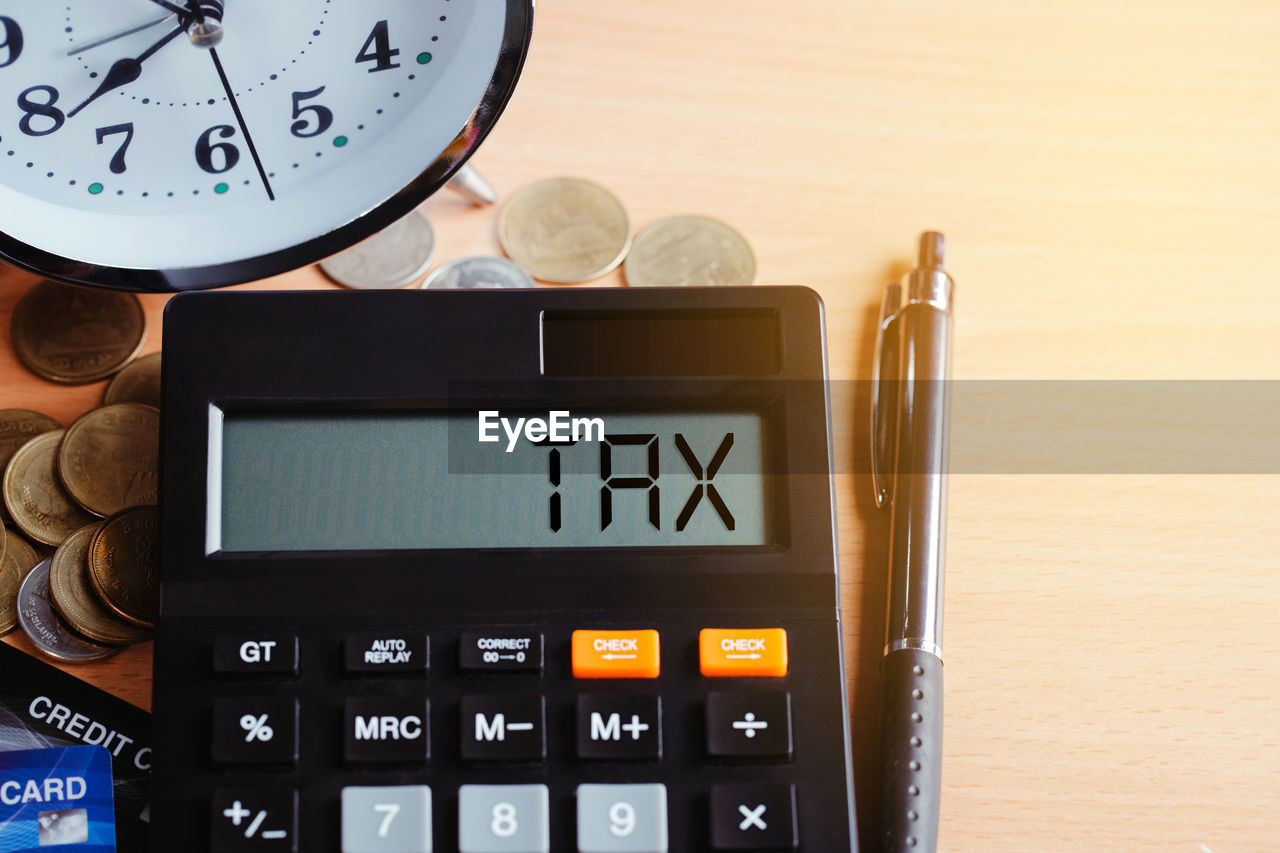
3;2;1278;850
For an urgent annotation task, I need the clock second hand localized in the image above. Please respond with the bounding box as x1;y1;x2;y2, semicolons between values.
207;48;275;201
67;13;174;57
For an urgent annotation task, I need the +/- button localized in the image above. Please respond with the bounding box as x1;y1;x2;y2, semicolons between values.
572;629;660;679
699;629;788;677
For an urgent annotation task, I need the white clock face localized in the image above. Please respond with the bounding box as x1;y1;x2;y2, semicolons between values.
0;1;529;286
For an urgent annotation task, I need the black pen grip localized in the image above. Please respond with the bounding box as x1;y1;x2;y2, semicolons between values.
878;648;942;853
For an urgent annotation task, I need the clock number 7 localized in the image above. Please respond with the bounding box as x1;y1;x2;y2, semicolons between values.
95;123;134;174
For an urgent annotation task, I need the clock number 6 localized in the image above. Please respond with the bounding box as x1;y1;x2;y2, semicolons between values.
195;124;240;174
291;87;333;138
96;123;134;174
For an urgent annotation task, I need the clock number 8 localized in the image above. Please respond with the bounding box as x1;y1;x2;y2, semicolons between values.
196;125;241;174
0;17;23;68
17;85;64;137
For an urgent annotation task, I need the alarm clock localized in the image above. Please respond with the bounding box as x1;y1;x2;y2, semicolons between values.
0;1;533;292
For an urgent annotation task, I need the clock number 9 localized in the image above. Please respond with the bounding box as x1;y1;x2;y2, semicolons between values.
196;125;241;174
0;17;22;68
291;87;334;138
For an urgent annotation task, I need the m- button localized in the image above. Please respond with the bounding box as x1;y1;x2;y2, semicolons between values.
699;629;789;677
572;630;660;679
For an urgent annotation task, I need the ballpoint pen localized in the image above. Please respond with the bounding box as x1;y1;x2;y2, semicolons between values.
871;232;954;853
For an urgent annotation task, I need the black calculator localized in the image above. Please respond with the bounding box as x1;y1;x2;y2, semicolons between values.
152;287;857;852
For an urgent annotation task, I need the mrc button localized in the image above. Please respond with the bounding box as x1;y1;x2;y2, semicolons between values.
213;633;298;677
459;631;543;675
699;629;789;677
344;632;428;675
572;629;660;679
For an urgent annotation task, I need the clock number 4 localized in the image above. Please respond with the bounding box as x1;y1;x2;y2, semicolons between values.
0;16;22;68
95;123;134;174
356;20;400;72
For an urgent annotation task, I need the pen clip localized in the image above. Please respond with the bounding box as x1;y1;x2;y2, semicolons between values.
871;282;901;509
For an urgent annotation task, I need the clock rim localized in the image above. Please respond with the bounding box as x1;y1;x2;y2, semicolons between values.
0;0;535;294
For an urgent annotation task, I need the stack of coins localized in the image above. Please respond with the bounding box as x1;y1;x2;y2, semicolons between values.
2;281;160;662
316;175;759;290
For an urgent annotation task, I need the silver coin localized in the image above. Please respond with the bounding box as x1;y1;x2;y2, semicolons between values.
422;256;537;290
17;558;121;663
319;209;436;289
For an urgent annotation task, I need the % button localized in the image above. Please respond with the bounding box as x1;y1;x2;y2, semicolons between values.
213;698;298;766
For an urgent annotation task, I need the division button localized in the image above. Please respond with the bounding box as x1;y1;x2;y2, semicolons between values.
213;633;299;677
705;692;793;761
458;784;550;853
459;630;544;675
576;783;668;853
211;788;297;852
709;783;797;851
572;629;660;679
460;695;546;764
345;632;429;675
576;695;662;761
341;786;432;853
344;698;430;764
699;629;788;677
211;697;298;766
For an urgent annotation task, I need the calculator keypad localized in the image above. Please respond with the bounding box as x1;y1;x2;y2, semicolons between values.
341;786;432;853
460;695;547;764
343;697;430;764
576;784;669;853
458;784;550;853
211;697;298;766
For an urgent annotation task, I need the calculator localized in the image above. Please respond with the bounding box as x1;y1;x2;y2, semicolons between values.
152;287;857;852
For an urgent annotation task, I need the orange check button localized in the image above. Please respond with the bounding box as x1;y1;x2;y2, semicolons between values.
572;630;660;679
700;629;789;677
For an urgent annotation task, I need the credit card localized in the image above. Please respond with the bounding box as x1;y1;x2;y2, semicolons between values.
0;644;149;850
0;745;115;851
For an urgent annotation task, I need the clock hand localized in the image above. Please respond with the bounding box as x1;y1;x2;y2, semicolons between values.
207;47;275;201
67;23;185;118
67;13;174;57
143;0;193;17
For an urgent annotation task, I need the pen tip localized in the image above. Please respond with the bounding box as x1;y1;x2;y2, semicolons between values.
919;232;947;269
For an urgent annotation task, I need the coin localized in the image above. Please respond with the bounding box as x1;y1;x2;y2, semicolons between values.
103;352;162;409
0;409;62;526
498;177;632;283
88;506;159;629
58;403;159;517
319;209;436;289
0;529;41;636
10;280;146;384
624;215;758;287
422;256;537;290
50;523;151;646
3;430;97;546
17;558;121;663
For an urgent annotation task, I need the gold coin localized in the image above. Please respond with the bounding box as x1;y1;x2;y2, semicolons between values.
58;403;159;517
10;280;147;384
0;409;62;526
0;528;42;635
50;523;151;646
2;430;97;546
102;352;162;409
88;506;158;629
498;177;631;283
624;215;758;287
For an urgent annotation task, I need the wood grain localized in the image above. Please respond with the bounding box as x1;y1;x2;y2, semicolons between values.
3;1;1278;849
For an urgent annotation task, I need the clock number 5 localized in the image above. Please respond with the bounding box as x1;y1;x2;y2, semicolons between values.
291;87;333;138
195;124;241;174
356;20;400;72
96;123;134;174
0;16;23;67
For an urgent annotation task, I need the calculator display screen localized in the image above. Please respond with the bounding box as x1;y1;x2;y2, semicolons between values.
213;411;771;552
